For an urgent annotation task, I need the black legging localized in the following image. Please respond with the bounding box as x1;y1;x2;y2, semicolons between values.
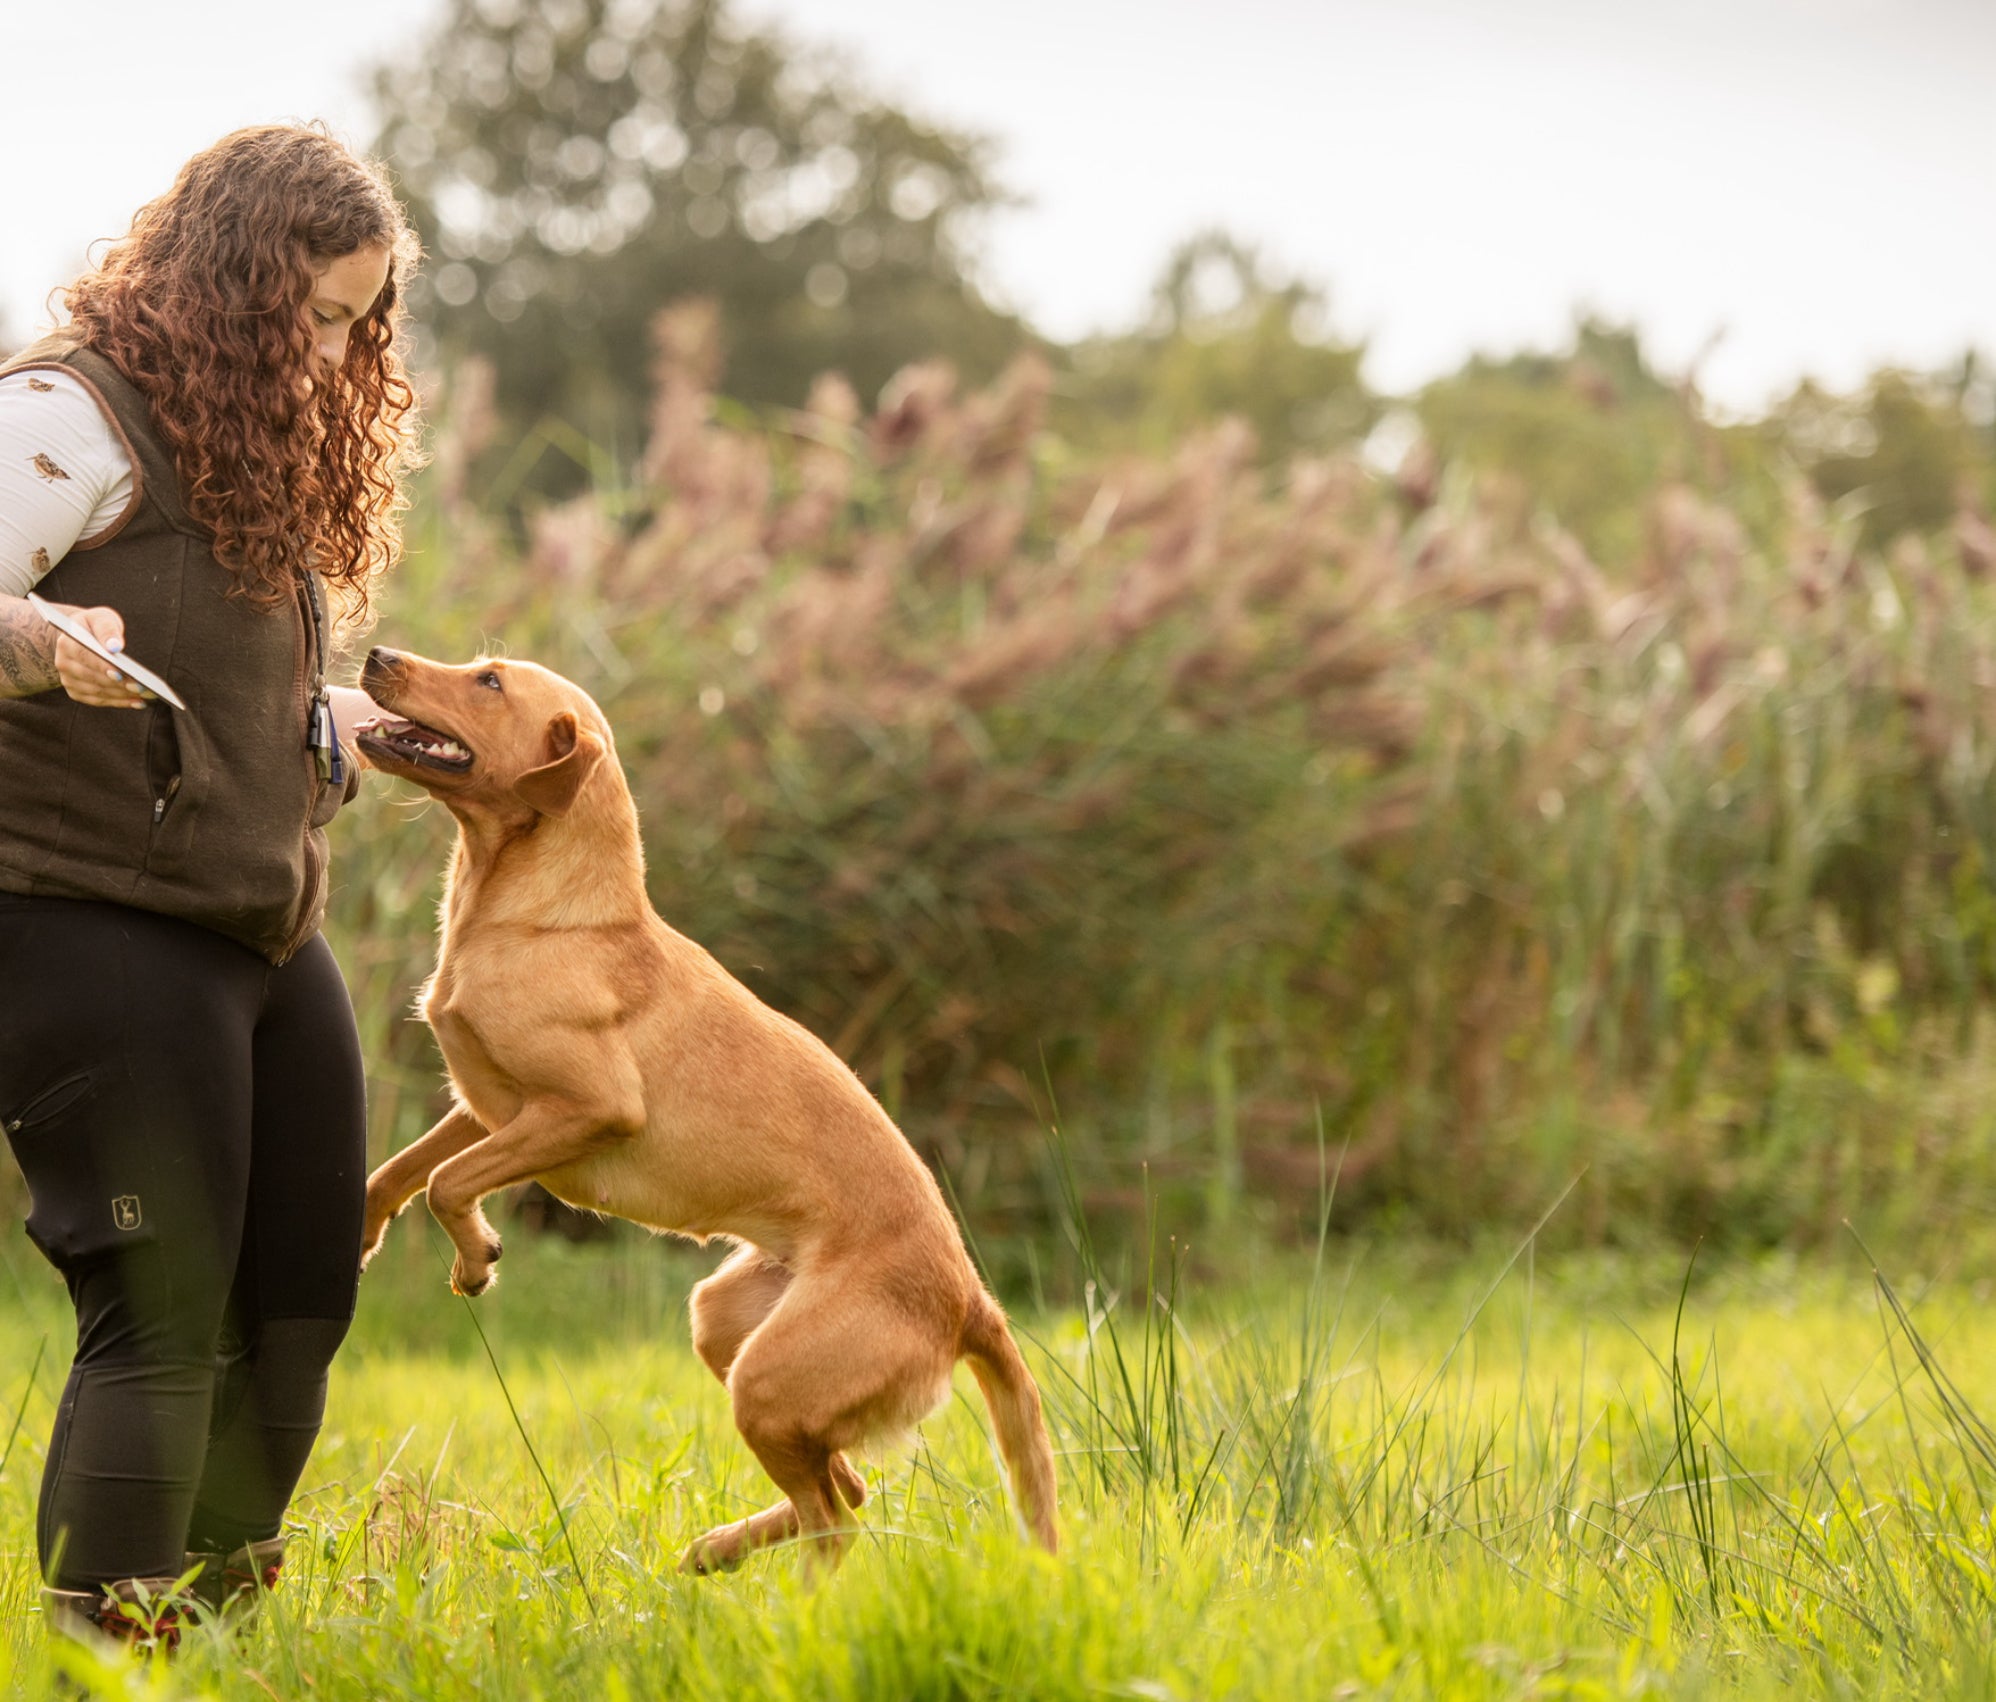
0;894;365;1589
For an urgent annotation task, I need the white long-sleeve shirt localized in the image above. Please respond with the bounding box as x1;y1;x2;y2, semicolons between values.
0;367;138;596
1;365;383;748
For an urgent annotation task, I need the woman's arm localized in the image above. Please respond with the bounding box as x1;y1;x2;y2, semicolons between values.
0;595;58;696
0;369;143;703
326;682;388;773
326;683;385;731
0;594;144;706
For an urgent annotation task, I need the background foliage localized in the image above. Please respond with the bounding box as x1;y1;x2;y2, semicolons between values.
328;283;1996;1276
7;0;1996;1274
374;0;1027;501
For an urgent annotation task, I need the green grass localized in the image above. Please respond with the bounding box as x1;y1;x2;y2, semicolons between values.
8;1207;1996;1698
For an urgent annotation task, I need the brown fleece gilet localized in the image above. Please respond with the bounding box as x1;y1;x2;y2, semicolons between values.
0;333;350;963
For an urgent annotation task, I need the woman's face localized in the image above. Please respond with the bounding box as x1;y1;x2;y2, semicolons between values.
306;244;392;377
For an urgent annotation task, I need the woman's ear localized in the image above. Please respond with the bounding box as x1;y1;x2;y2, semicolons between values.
515;710;605;817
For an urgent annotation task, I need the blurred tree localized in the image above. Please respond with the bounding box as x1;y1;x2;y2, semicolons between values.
371;0;1028;489
1414;317;1783;563
1773;360;1996;548
1054;231;1374;463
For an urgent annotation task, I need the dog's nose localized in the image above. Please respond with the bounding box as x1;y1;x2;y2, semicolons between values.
362;648;405;687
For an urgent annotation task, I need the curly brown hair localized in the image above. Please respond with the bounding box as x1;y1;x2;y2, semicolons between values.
65;125;424;627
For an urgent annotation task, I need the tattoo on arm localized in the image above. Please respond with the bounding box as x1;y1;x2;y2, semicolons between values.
0;596;60;698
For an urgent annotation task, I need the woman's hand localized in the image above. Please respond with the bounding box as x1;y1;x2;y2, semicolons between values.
0;594;146;704
49;603;153;709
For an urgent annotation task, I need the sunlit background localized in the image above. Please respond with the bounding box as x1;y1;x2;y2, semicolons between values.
4;0;1992;410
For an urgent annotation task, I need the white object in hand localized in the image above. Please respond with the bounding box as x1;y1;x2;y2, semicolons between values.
26;593;187;710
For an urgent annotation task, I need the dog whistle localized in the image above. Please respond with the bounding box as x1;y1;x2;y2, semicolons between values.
311;695;342;785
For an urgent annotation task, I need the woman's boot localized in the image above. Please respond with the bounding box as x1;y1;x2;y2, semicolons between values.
183;1534;286;1624
41;1579;187;1653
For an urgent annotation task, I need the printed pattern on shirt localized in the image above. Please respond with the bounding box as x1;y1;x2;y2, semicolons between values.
0;369;134;599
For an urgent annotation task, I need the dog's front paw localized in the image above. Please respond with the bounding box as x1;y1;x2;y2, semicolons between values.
449;1234;503;1297
358;1196;400;1272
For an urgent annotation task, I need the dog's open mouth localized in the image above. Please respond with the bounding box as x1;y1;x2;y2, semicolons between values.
353;715;475;773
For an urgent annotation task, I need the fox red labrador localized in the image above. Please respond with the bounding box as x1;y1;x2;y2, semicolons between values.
352;649;1057;1572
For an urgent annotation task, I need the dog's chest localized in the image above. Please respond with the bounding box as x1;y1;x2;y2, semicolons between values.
424;965;523;1113
428;1003;507;1102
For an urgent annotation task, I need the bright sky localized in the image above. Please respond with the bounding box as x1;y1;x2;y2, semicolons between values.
3;0;1991;414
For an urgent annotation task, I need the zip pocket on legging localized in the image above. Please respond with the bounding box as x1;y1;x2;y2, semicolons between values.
4;1065;152;1266
4;1069;96;1136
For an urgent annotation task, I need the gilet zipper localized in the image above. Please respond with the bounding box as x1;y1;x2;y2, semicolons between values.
278;574;324;963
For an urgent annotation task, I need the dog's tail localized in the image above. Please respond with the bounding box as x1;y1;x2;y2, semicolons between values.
959;1288;1059;1553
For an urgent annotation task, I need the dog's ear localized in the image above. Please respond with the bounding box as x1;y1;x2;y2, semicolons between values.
515;711;605;818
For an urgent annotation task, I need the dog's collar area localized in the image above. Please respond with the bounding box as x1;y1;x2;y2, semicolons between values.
353;715;475;771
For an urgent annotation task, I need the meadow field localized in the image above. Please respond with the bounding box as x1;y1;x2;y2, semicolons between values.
7;1199;1996;1699
5;268;1996;1701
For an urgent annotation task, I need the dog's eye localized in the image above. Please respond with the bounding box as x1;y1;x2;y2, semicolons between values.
476;670;503;691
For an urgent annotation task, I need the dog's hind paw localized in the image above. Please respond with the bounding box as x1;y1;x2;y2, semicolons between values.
678;1527;747;1577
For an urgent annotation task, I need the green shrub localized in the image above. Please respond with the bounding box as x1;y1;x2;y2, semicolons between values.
326;306;1996;1261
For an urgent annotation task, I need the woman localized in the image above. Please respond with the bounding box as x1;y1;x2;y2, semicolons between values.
0;125;422;1645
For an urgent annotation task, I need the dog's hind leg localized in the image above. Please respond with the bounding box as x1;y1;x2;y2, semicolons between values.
682;1272;954;1576
688;1246;865;1510
689;1428;846;1577
688;1246;790;1381
679;1499;801;1575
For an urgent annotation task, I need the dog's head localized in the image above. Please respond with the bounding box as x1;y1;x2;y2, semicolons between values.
355;649;609;822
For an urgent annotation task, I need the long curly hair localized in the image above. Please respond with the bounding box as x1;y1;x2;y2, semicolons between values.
64;125;424;627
